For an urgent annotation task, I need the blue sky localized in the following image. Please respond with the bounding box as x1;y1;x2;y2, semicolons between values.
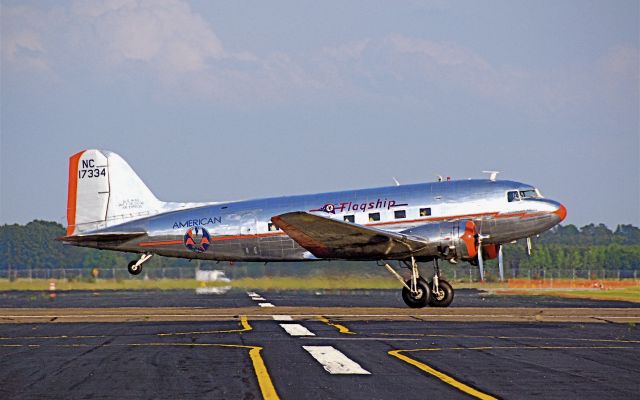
1;0;638;227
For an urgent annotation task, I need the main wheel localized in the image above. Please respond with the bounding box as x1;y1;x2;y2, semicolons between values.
401;278;431;308
429;279;454;307
127;260;143;275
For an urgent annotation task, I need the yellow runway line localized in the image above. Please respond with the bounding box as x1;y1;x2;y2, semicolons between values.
421;345;640;352
0;334;106;340
0;341;279;400
157;315;252;336
389;349;497;400
240;315;252;331
124;343;280;400
317;316;356;335
0;316;253;340
248;346;280;400
375;332;640;344
390;344;640;399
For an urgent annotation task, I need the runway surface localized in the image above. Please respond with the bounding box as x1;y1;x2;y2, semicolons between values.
1;289;639;399
1;288;637;308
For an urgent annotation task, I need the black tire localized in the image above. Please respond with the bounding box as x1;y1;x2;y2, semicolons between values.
401;278;431;308
127;260;143;275
429;279;454;307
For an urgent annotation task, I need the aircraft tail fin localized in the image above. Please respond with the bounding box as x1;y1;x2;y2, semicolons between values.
66;150;163;235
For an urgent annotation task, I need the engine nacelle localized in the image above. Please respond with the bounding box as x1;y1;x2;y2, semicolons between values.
481;244;500;260
469;244;501;266
403;220;478;261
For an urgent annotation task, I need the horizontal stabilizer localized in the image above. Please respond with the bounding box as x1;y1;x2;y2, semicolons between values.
271;212;428;260
56;232;146;244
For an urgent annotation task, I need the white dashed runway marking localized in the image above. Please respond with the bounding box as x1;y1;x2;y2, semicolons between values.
272;315;293;321
258;303;275;307
302;345;371;374
247;292;264;299
280;323;315;336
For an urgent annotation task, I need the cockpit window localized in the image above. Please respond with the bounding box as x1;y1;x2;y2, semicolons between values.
509;189;540;202
519;190;539;199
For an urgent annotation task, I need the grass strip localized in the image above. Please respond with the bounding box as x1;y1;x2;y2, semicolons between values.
2;278;637;295
493;286;640;303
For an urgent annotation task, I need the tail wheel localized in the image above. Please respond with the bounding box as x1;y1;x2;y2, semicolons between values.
127;260;143;275
401;279;431;308
429;279;454;307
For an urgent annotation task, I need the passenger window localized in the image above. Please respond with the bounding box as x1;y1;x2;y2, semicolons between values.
394;210;406;219
368;212;380;222
268;222;280;232
344;215;355;223
419;208;431;217
507;191;520;202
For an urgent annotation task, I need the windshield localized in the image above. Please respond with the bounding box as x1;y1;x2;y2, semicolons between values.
519;189;539;199
508;189;541;202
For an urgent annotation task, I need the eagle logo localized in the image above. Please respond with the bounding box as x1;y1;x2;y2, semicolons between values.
183;227;211;253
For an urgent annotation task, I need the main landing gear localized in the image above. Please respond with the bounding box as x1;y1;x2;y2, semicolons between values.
429;259;454;307
382;257;454;308
127;253;153;275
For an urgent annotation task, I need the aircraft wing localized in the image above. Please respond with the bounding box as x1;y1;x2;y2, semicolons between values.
271;212;428;260
56;232;146;244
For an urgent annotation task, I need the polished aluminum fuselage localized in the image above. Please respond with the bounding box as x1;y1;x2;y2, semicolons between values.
80;179;564;262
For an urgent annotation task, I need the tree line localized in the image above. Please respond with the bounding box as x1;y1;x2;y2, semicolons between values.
503;223;640;272
0;220;638;273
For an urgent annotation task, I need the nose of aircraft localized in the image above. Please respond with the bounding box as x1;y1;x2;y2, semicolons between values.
530;198;567;224
554;202;567;222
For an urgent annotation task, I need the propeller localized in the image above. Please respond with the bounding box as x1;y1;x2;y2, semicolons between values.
476;237;505;282
477;245;485;281
476;234;489;281
498;244;504;281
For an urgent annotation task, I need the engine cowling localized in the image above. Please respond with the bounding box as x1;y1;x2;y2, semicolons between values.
481;244;500;260
403;220;478;261
468;244;501;266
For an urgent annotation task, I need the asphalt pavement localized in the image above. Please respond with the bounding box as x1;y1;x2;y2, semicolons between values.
0;288;636;308
0;289;638;399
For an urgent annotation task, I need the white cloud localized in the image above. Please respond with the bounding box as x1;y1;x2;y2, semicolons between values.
72;0;225;72
598;45;639;86
384;34;490;70
2;1;228;76
1;1;637;114
0;6;51;73
2;30;47;70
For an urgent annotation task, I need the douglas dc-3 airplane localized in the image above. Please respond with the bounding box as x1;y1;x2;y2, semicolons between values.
59;150;566;308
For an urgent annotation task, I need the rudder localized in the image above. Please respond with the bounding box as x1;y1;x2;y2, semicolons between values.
66;150;163;235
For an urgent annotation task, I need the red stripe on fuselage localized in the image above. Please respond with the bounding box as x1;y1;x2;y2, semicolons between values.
137;210;553;247
139;240;183;247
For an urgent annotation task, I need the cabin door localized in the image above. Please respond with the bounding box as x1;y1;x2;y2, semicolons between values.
239;211;259;257
239;211;257;235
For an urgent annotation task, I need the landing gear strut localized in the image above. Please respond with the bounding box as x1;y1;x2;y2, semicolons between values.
127;253;153;275
428;259;454;307
402;278;430;308
381;257;455;308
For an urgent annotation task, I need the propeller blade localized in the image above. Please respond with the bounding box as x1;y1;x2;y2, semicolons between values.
498;244;504;281
477;243;484;282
